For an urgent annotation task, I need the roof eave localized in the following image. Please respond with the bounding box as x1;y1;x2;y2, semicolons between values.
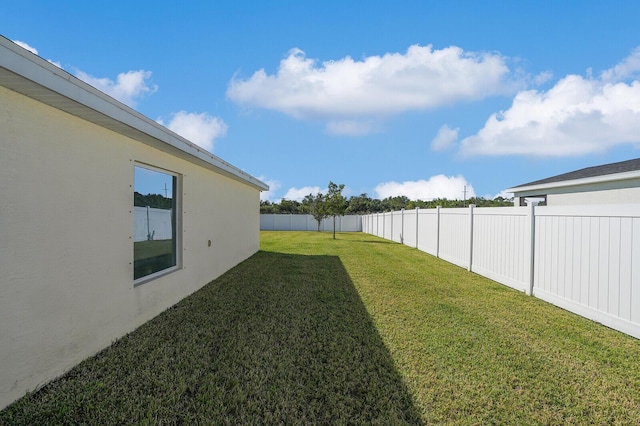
0;36;269;192
505;170;640;194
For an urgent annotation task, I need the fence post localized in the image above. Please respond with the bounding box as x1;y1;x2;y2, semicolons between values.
468;204;475;272
401;208;405;244
415;207;419;249
436;206;441;258
527;202;537;296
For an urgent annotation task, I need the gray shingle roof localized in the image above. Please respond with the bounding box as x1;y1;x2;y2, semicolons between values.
511;158;640;189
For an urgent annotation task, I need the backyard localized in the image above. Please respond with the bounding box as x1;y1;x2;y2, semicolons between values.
2;231;640;424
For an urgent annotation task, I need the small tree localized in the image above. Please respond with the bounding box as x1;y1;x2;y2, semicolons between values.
303;192;327;231
325;181;346;239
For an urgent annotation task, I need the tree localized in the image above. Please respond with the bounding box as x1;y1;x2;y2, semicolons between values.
302;192;328;231
276;199;300;214
325;181;347;239
346;193;372;214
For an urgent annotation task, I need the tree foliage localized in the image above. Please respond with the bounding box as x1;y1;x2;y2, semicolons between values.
134;192;172;209
302;193;328;231
324;182;347;239
261;193;513;215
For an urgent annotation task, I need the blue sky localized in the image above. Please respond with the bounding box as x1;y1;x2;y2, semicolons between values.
4;1;640;201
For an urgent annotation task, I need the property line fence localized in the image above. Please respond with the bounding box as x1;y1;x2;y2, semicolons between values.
133;206;173;242
260;214;362;232
362;204;640;339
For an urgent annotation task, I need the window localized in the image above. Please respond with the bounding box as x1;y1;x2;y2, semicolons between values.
133;165;179;280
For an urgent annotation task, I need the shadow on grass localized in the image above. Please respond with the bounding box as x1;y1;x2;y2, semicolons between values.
1;251;423;425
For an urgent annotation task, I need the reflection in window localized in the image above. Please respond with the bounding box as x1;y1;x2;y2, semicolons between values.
134;165;177;280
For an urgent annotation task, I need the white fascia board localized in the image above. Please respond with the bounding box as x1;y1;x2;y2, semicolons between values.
0;37;268;191
505;170;640;195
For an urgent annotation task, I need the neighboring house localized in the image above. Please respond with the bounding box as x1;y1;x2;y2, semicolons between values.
0;37;268;409
506;158;640;206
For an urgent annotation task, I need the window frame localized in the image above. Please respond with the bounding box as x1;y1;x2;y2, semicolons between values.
133;162;182;285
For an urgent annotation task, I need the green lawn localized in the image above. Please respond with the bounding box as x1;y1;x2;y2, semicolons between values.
2;231;640;424
134;239;175;279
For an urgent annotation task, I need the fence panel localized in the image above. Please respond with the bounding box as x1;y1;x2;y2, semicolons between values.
438;208;470;269
259;214;362;232
533;205;640;338
403;209;418;248
340;215;362;232
391;211;403;243
471;207;531;293
383;212;393;240
133;206;173;242
416;208;439;256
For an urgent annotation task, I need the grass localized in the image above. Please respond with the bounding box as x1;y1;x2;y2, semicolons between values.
3;231;640;424
133;239;173;261
134;239;174;279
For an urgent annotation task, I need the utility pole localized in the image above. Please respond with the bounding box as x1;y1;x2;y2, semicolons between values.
163;183;168;198
462;185;468;207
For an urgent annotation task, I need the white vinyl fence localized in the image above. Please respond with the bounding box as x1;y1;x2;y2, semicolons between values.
363;204;640;339
133;206;173;242
260;214;362;232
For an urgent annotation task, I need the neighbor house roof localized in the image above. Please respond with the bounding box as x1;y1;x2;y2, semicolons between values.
0;36;268;192
506;158;640;194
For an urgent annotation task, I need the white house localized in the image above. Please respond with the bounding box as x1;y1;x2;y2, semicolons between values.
506;158;640;206
0;37;268;409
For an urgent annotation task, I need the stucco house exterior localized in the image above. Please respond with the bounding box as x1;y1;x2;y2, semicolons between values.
506;158;640;206
0;37;268;409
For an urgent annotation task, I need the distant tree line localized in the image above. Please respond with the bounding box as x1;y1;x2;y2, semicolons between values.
261;194;513;215
134;192;172;209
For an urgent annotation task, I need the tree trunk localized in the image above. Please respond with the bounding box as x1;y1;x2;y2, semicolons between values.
333;215;336;239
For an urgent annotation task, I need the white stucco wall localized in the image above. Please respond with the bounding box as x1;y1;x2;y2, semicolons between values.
0;85;261;409
512;176;640;206
546;186;640;205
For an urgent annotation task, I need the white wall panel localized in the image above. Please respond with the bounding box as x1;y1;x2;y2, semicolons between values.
1;86;262;409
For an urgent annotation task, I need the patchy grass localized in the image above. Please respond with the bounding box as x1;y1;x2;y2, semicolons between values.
3;231;640;424
134;239;173;261
134;239;174;279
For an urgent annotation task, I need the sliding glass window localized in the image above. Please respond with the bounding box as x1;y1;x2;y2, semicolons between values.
133;165;178;280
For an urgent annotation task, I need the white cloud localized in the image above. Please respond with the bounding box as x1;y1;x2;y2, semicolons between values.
375;175;475;200
326;119;381;136
460;47;640;157
75;69;158;107
157;111;228;153
601;47;640;82
228;45;515;134
258;177;281;202
13;40;38;55
283;186;323;201
533;70;553;85
12;40;62;68
431;124;459;151
491;190;514;200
